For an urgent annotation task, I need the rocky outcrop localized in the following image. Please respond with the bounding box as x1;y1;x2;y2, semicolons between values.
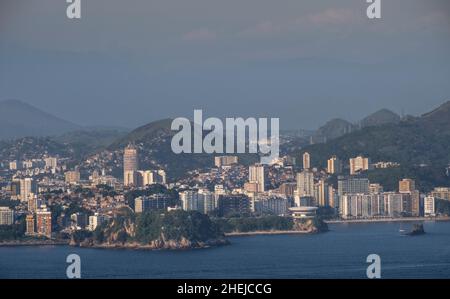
293;218;328;234
73;237;229;250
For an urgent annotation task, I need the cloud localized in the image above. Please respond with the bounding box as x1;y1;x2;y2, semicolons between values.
182;28;217;41
237;8;361;39
300;8;360;25
419;11;450;27
238;21;281;38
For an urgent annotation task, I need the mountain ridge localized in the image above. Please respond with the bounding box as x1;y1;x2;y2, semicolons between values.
0;99;81;140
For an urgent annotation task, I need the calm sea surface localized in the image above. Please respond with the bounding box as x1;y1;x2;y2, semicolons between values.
1;221;450;278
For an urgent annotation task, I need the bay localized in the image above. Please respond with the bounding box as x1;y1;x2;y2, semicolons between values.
1;221;450;279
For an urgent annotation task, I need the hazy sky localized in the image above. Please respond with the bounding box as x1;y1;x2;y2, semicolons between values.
1;0;449;130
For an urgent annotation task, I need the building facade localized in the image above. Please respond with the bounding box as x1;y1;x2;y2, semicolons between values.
124;144;139;186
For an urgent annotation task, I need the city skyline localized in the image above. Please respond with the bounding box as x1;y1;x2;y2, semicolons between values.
1;0;450;282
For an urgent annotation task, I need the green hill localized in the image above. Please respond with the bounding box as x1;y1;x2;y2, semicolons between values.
360;108;401;128
108;118;259;179
108;118;215;179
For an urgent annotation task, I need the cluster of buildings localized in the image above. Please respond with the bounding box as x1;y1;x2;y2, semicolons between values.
169;152;446;220
25;205;52;238
1;143;449;241
123;144;166;187
0;146;167;239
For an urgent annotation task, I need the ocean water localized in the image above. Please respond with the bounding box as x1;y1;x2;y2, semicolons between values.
1;221;450;279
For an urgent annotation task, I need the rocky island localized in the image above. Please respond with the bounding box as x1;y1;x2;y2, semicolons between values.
1;208;327;249
69;208;229;250
407;223;426;236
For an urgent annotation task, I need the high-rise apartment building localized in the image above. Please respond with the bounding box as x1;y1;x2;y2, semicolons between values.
199;189;216;214
26;214;35;235
302;152;311;170
0;207;14;225
254;194;289;216
36;206;52;238
337;176;370;196
27;196;42;214
218;194;250;217
424;196;436;216
411;190;421;217
20;178;37;202
134;194;172;213
137;170;154;186
383;193;404;217
296;170;314;197
314;179;329;207
349;156;371;175
179;189;216;214
180;190;202;212
278;182;297;197
398;179;420;216
399;178;416;193
135;169;167;187
124;144;139;186
244;182;259;193
249;164;266;192
328;185;338;209
327;156;342;174
369;183;384;194
340;194;384;219
431;187;450;200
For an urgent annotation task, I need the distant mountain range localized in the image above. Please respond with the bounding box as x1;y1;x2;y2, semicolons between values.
0;99;81;139
0;98;401;143
311;109;401;143
1;98;449;184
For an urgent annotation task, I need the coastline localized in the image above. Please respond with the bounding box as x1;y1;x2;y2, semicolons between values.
0;239;69;247
82;239;230;251
2;218;449;246
325;216;450;224
0;238;229;250
225;230;313;237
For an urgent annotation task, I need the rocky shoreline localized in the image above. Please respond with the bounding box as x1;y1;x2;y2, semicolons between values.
0;239;69;247
71;237;230;250
1;237;229;250
226;219;328;237
325;216;450;224
225;230;312;237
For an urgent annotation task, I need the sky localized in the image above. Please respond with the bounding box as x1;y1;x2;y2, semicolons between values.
1;0;450;130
